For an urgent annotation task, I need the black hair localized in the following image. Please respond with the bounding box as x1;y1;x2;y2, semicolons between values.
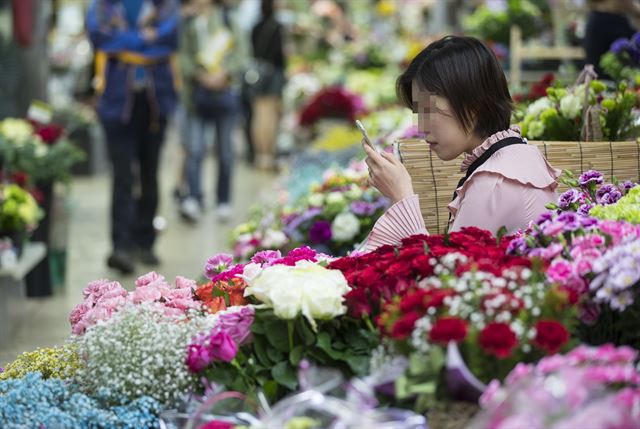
396;35;513;139
261;0;274;18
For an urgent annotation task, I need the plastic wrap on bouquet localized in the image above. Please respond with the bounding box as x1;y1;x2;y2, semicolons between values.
164;363;428;429
445;342;487;403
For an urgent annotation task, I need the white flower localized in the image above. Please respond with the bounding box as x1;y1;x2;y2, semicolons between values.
307;193;324;207
240;262;263;283
345;185;363;200
262;229;287;248
326;192;345;205
331;212;361;242
244;260;350;329
0;118;34;143
527;97;553;118
559;93;583;119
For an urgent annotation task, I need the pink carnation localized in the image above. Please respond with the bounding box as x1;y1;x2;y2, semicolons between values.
69;302;92;327
547;259;574;284
131;285;162;303
166;287;193;301
82;279;110;299
175;276;197;289
165;298;199;312
136;271;165;287
505;362;534;385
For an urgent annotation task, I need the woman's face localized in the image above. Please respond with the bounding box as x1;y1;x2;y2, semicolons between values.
412;80;481;161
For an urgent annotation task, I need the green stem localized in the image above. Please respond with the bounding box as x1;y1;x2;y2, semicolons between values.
364;314;376;332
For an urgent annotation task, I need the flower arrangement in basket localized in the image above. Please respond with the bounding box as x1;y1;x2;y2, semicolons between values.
0;118;85;185
515;71;639;141
328;227;576;410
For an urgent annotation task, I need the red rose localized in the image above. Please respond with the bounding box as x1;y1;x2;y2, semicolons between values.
479;322;518;358
390;311;421;340
429;317;468;344
35;123;64;144
533;320;569;354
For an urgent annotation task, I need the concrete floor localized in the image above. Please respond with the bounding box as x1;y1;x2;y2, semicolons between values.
0;125;277;365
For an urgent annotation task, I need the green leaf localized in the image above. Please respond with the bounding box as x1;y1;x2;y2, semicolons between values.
253;336;272;366
316;332;345;360
267;347;285;363
296;318;316;346
496;226;508;246
251;321;266;335
423;241;431;254
262;380;279;402
265;320;290;352
272;361;298;390
345;355;370;375
290;345;305;366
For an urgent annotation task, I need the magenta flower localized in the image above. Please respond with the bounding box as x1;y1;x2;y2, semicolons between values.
547;259;574;284
186;340;214;373
309;220;332;243
205;253;234;277
208;329;238;362
207;263;245;283
216;306;255;345
251;250;282;266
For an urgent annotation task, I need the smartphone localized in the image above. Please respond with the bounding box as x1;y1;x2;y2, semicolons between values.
355;120;378;153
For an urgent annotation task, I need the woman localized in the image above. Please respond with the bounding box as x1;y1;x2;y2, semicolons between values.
363;36;560;251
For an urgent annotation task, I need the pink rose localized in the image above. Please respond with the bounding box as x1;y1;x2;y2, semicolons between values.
547;259;574;284
135;271;165;287
175;276;196;290
131;285;162;303
216;306;255;345
208;329;238;362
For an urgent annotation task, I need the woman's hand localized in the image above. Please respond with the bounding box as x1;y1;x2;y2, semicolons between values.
363;141;414;204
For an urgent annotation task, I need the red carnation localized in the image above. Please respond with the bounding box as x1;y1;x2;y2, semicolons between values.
345;288;372;318
533;320;569;354
429;317;468;344
390;311;421;340
479;322;518;359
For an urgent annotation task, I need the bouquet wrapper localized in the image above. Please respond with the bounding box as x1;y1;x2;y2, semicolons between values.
445;342;487;403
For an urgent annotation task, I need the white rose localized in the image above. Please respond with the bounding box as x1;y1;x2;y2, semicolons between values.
308;193;324;207
0;118;34;142
262;229;287;248
331;212;361;242
326;192;345;205
245;261;350;329
526;97;553;118
240;262;263;284
559;94;583;119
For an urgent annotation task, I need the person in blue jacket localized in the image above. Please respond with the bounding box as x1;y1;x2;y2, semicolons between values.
87;0;179;274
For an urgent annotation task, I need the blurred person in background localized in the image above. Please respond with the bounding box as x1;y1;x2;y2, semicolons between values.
178;0;246;223
585;0;640;78
250;0;286;171
87;0;179;274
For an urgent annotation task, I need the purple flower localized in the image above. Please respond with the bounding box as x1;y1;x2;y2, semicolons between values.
535;211;554;226
216;306;255;345
206;254;234;276
558;189;582;210
611;38;632;55
578;170;604;187
621;180;637;193
578;203;595;216
309;220;332;243
350;201;377;216
596;184;622;205
632;32;640;50
578;301;601;325
506;237;528;255
557;212;581;231
251;250;282;266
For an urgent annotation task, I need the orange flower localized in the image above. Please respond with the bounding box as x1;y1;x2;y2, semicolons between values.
195;282;215;304
208;296;227;314
228;288;247;306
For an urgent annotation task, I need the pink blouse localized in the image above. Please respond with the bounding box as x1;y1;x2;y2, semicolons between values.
363;128;561;252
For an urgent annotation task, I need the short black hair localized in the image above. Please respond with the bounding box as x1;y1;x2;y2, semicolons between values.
396;36;513;139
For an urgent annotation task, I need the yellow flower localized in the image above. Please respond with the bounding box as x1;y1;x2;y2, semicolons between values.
311;126;362;152
0;345;82;380
376;0;395;17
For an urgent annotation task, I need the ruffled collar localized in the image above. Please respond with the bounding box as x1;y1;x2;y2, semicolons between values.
460;126;523;172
